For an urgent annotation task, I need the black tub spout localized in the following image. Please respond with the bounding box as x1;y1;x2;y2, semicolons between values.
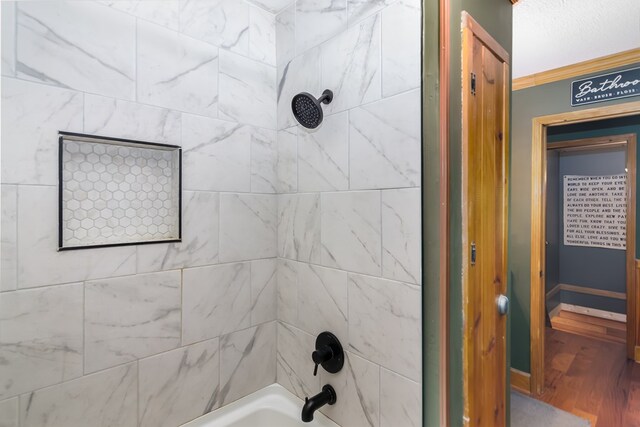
301;384;337;422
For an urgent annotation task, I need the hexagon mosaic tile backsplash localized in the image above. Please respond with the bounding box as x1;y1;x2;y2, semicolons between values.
60;134;181;249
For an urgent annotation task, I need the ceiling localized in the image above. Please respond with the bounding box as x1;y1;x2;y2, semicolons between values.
513;0;640;78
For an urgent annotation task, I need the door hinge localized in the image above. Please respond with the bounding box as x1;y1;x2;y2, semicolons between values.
471;242;477;266
470;72;476;96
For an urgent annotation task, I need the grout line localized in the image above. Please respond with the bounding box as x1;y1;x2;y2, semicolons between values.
378;363;382;424
347;109;351;189
13;1;18;78
136;360;140;426
379;189;384;277
180;268;184;346
0;75;280;135
3;67;419;136
82;281;86;376
276;256;420;288
13;184;19;292
134;17;138;104
8;257;279;293
249;259;254;326
379;9;384;98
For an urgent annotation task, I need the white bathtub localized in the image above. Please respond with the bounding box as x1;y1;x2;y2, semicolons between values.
182;384;340;427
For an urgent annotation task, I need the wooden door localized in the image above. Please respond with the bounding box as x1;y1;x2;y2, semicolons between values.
461;12;510;427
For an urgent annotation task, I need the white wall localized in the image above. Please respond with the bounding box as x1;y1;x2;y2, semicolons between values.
1;1;278;426
274;0;422;426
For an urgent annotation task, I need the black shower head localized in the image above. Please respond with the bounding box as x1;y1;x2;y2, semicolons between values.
291;89;333;129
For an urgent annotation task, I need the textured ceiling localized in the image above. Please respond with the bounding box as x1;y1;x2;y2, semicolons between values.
513;0;640;78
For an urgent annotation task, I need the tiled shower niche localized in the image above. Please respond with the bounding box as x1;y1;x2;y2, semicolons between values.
59;132;181;250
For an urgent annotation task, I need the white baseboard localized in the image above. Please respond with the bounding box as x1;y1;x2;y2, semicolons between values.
559;303;626;323
545;283;626;300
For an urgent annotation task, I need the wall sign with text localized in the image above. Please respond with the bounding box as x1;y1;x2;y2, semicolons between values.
563;174;626;250
571;67;640;107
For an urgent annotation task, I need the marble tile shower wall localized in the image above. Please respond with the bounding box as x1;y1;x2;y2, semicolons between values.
274;1;422;427
0;1;280;426
0;0;422;426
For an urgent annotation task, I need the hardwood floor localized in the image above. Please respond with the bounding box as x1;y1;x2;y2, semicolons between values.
538;328;640;426
550;310;626;344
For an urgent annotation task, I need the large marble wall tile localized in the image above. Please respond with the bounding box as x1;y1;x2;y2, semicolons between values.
277;259;298;325
1;2;15;77
0;398;17;427
278;193;321;263
84;271;182;373
138;339;220;427
181;114;251;192
382;188;421;284
0;283;83;400
2;78;83;186
319;351;379;427
219;51;277;130
348;274;420;381
217;322;276;406
137;191;219;273
251;128;278;193
347;0;395;24
296;0;347;52
16;2;135;100
321;14;381;114
138;20;218;117
298;112;349;191
321;191;382;276
249;6;277;66
297;263;348;343
247;0;294;14
84;95;181;145
19;362;137;427
276;322;319;399
251;259;277;325
100;1;179;30
277;48;321;130
182;263;251;345
381;0;421;96
219;193;277;262
179;0;249;55
17;186;136;288
1;185;17;291
380;368;421;427
277;127;298;193
275;4;295;66
349;89;420;189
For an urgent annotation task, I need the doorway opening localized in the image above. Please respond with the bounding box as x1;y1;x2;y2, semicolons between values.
545;134;634;343
530;104;640;424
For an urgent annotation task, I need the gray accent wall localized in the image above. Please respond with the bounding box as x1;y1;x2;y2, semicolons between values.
555;148;627;313
545;151;561;313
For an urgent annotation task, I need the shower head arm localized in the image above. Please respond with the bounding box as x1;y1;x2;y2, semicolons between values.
318;89;333;105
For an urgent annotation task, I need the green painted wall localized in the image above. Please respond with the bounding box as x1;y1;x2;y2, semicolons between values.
422;0;443;426
448;2;512;425
510;63;640;373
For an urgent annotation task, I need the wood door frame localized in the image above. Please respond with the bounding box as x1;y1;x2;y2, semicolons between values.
461;11;510;426
438;0;451;425
529;101;640;396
